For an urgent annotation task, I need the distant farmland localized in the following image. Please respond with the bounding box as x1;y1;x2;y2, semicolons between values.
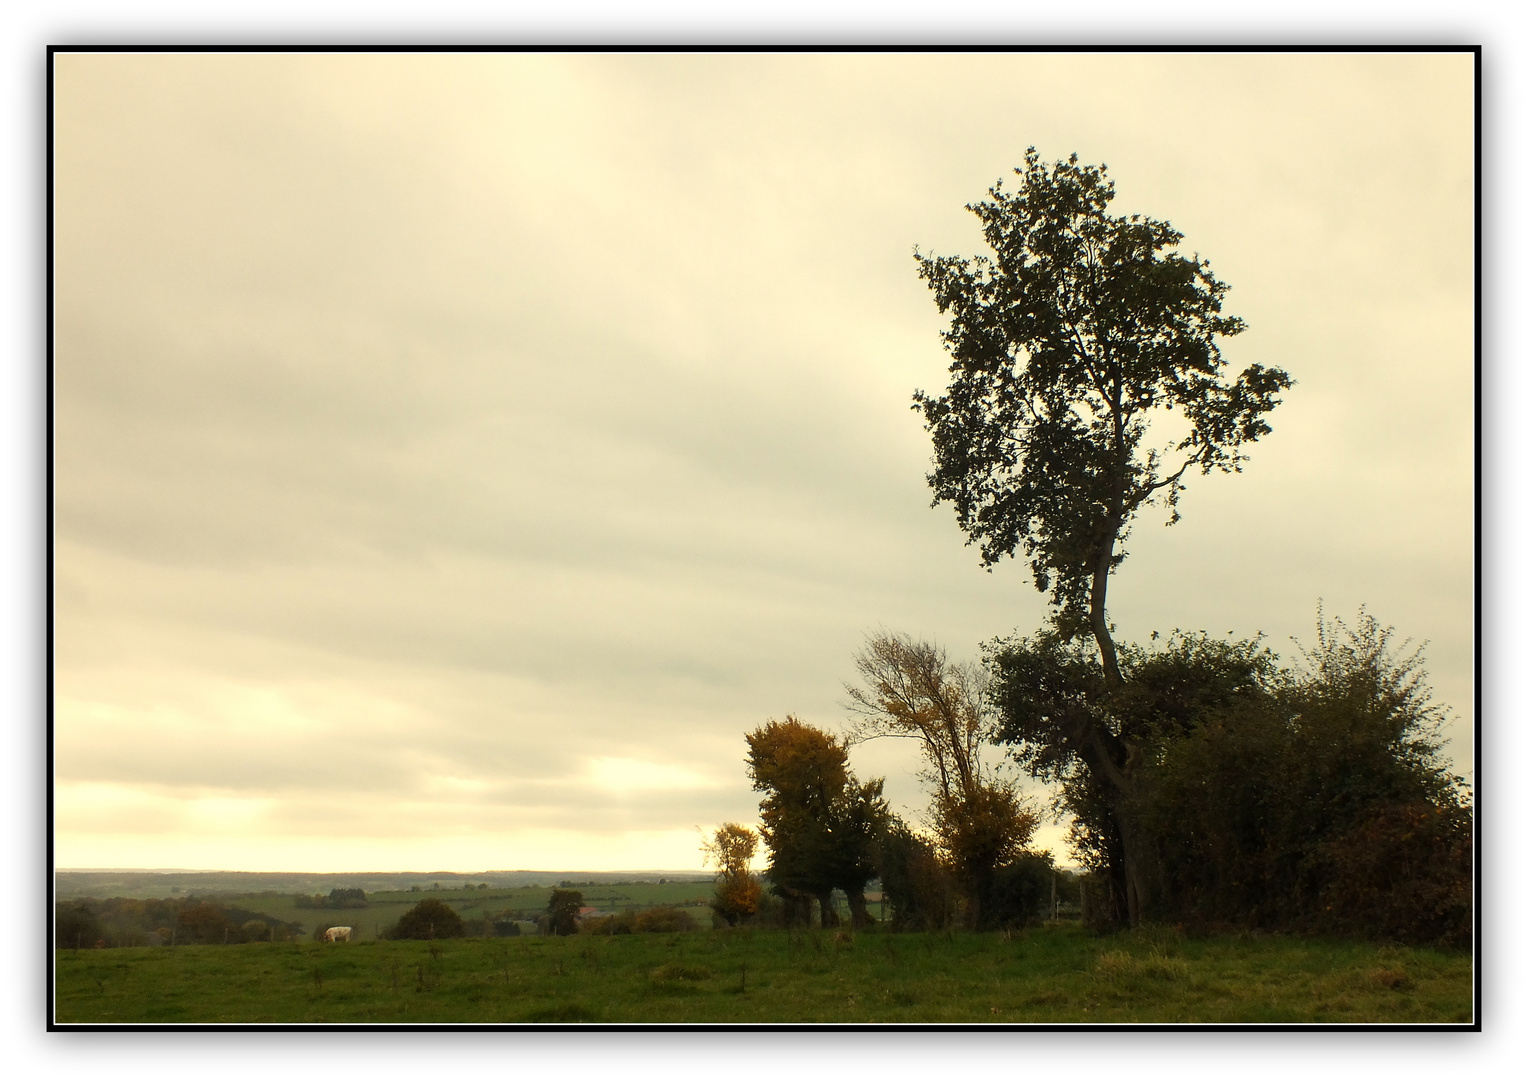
54;869;713;901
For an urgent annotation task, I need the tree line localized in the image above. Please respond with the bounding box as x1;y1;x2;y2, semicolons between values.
704;150;1470;948
55;896;302;948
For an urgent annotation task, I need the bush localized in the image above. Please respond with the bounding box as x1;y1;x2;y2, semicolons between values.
634;907;696;933
580;906;697;935
984;851;1056;928
875;819;956;931
1126;610;1472;947
389;898;466;940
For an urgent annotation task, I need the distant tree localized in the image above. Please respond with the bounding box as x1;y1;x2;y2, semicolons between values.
745;717;887;927
391;897;466;940
56;902;103;950
176;901;232;945
702;823;764;926
914;149;1292;925
546;889;583;936
846;630;1039;927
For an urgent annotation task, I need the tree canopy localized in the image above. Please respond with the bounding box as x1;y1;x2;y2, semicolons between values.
913;147;1292;685
745;716;886;928
702;823;764;926
392;897;466;940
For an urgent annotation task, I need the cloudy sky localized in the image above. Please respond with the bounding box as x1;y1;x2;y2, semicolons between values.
52;50;1474;874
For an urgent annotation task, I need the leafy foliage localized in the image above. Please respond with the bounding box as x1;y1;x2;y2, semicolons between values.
391;897;467;940
913;148;1290;654
581;906;699;935
872;816;955;931
702;823;764;926
845;630;1040;928
911;149;1291;926
54;896;296;947
1125;610;1471;946
746;716;887;927
545;889;583;937
988;627;1283;924
991;608;1471;945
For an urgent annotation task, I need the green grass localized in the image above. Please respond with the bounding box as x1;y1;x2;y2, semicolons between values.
54;923;1472;1025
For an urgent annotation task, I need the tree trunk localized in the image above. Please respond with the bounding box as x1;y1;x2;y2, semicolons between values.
1090;519;1125;690
845;889;872;929
817;891;840;928
1085;517;1158;928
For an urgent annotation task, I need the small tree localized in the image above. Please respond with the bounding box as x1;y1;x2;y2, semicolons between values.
391;897;466;940
702;823;764;926
546;889;583;936
846;631;1038;927
746;716;887;927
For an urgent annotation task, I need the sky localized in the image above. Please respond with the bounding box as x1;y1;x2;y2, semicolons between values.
51;50;1476;875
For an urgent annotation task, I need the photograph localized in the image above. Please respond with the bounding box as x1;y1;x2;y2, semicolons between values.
49;47;1476;1027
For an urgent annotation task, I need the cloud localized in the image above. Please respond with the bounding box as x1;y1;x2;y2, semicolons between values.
52;51;1475;870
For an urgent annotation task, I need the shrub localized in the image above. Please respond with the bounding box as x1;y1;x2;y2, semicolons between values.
389;898;466;940
634;907;696;933
1126;610;1472;947
984;851;1056;928
874;819;955;931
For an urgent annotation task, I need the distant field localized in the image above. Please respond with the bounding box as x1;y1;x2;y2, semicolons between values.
54;870;713;901
217;882;719;940
53;923;1473;1025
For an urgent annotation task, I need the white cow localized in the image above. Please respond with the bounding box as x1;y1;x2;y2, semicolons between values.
323;926;352;943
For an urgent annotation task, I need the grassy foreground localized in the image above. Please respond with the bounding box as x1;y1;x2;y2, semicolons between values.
53;923;1473;1025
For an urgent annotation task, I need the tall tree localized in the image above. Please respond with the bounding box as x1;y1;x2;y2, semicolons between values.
913;149;1292;925
745;716;885;928
844;631;1037;927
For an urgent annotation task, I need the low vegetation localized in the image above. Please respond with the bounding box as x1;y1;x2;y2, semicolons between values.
53;923;1472;1025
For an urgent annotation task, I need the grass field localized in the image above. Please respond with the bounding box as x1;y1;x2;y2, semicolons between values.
215;882;719;940
53;923;1473;1025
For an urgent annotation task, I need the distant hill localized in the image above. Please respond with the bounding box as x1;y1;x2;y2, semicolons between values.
55;869;713;900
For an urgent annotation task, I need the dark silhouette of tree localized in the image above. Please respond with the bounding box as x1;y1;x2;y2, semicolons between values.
745;716;886;928
989;627;1282;925
914;148;1292;925
546;889;583;936
392;897;466;940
